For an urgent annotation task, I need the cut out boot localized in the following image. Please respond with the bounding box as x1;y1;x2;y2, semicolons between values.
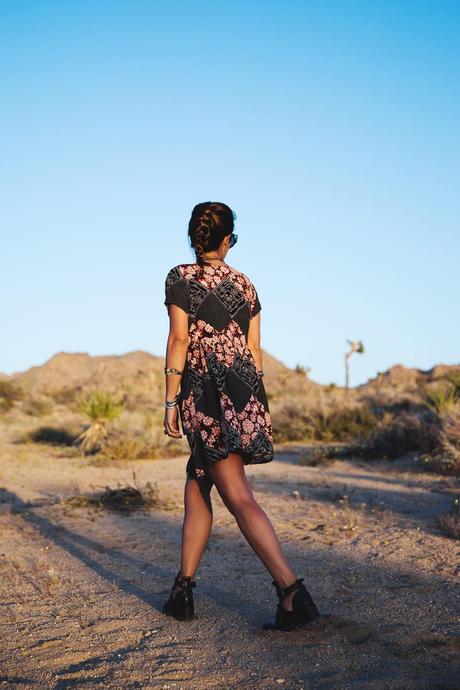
262;577;320;631
162;569;196;621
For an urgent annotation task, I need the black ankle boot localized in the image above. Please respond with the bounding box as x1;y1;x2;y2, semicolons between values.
162;570;197;621
262;577;320;631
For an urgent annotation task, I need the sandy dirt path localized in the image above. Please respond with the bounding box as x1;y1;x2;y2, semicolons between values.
0;441;459;689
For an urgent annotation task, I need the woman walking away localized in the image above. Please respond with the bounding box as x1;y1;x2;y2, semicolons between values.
162;201;320;631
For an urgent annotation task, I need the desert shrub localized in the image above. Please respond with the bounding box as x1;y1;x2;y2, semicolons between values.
0;379;24;411
273;403;379;443
87;425;188;464
426;405;460;475
437;497;460;539
29;426;78;446
418;384;460;474
50;386;81;406
379;399;419;415
358;412;440;460
272;404;315;442
294;364;310;376
23;397;54;417
76;390;124;453
315;405;379;442
441;370;460;394
421;382;459;416
298;446;335;466
79;390;124;420
63;474;176;513
0;399;11;413
101;436;157;461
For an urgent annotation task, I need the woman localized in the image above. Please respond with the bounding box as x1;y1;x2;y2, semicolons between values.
162;201;320;631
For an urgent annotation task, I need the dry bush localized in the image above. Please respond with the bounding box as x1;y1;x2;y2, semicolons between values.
428;405;460;475
0;379;24;411
437;513;460;539
437;497;460;539
62;473;176;513
415;394;460;474
86;426;189;465
298;446;335;467
315;404;378;442
271;403;315;442
357;412;441;460
272;401;379;444
22;397;54;417
49;386;82;406
99;435;162;461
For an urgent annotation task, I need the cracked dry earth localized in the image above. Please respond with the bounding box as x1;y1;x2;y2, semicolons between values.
0;441;459;690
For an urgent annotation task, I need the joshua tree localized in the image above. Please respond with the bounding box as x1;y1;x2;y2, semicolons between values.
344;340;365;393
76;390;124;453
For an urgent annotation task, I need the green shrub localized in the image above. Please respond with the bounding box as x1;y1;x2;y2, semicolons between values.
0;379;23;411
442;370;460;394
421;384;459;416
315;405;379;442
76;390;124;453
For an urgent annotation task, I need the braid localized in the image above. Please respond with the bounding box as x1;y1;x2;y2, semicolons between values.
194;210;213;265
187;201;236;269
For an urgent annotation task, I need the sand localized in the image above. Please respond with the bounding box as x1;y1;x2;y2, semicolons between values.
0;438;459;690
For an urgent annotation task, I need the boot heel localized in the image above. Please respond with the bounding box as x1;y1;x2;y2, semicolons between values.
163;570;197;621
262;577;320;631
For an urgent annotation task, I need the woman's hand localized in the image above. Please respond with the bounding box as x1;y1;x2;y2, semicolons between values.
164;406;182;438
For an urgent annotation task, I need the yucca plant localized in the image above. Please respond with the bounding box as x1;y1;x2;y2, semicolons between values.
422;385;459;417
76;390;124;453
443;371;460;397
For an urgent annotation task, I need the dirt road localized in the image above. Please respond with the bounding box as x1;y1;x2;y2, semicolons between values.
0;443;459;689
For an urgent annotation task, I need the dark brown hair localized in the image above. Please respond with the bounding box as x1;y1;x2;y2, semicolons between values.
188;202;236;266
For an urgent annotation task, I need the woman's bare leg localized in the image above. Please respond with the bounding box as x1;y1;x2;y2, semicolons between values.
174;476;214;593
207;452;298;610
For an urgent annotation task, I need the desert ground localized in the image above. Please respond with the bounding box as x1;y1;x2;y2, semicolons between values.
1;437;459;690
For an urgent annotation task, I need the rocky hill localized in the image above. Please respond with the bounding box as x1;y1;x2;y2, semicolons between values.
1;351;459;413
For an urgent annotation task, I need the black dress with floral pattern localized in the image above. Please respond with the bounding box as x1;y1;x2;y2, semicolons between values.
164;262;274;481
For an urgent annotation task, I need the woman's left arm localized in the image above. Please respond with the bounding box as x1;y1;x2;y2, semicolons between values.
164;305;189;438
163;267;190;438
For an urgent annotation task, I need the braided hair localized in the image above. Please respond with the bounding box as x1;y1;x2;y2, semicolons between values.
188;202;236;267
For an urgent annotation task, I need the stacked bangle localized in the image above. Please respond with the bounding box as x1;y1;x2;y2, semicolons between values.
164;367;182;375
165;394;180;408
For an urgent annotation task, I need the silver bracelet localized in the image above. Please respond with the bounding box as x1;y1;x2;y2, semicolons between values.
165;394;180;408
164;367;183;376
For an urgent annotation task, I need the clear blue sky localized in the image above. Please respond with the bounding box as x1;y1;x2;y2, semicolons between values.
1;1;459;386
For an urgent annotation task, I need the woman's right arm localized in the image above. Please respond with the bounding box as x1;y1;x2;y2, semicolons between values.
247;311;263;371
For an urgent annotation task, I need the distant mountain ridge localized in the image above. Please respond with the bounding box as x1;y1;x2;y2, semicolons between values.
1;352;459;406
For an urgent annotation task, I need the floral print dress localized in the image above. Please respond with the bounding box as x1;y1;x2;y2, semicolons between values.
164;262;274;481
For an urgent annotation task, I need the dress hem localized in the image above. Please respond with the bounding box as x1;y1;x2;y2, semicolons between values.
186;446;275;481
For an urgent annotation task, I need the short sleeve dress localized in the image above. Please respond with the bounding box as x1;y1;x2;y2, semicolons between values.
164;262;274;481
